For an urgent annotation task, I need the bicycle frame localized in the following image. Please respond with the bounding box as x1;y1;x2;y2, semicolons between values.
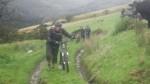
59;40;69;72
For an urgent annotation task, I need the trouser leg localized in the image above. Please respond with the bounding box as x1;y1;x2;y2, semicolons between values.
59;52;62;64
46;42;52;68
51;46;59;65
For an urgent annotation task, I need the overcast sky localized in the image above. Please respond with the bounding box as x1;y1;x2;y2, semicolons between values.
9;0;92;20
8;0;131;22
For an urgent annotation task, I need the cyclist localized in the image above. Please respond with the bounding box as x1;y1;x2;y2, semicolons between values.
80;26;85;40
46;22;73;69
85;25;91;39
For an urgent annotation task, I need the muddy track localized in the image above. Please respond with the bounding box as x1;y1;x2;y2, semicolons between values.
76;49;85;78
29;29;104;84
30;60;45;84
76;30;104;84
76;48;93;84
29;49;88;84
29;49;90;84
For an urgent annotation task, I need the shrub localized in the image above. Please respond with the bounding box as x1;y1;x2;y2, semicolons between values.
0;54;13;65
37;24;48;40
15;24;48;41
0;25;18;43
113;18;135;35
133;19;148;48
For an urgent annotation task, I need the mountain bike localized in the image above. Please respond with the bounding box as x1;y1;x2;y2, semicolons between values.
59;40;69;72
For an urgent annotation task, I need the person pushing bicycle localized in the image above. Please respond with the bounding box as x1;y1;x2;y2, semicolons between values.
46;22;73;70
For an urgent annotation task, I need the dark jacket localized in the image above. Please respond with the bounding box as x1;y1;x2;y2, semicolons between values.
47;27;71;44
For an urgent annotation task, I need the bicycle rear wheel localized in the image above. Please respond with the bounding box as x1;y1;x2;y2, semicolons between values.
66;61;69;72
64;52;69;72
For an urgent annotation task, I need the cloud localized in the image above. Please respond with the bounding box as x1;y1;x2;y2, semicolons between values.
9;0;92;20
8;0;130;23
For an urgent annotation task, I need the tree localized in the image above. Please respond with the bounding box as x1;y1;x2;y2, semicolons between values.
0;0;17;43
0;0;13;23
37;24;48;40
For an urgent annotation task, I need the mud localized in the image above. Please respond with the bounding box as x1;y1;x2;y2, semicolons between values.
30;60;45;84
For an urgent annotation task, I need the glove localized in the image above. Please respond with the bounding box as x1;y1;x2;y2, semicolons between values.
55;41;59;44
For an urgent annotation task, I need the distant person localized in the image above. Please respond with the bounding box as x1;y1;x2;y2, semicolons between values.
121;8;126;17
85;25;91;39
71;29;82;43
80;26;85;40
46;22;73;69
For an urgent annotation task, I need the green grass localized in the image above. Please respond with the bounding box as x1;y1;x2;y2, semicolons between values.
83;31;142;83
1;11;146;84
40;42;87;84
40;12;121;84
64;12;121;33
81;16;150;83
0;40;45;84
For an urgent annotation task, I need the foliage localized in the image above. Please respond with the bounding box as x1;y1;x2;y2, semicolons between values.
37;24;48;40
0;0;21;43
14;24;48;42
0;0;13;22
81;13;150;84
0;25;18;43
113;17;135;35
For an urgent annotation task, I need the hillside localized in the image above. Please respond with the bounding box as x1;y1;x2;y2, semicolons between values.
2;0;131;27
0;8;150;84
0;40;44;84
80;16;150;83
69;0;130;15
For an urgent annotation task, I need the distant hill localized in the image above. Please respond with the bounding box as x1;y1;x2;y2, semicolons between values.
6;0;131;27
68;0;130;15
10;0;92;21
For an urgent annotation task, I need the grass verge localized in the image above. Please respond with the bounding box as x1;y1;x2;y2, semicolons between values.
40;42;87;84
82;17;150;83
0;40;45;84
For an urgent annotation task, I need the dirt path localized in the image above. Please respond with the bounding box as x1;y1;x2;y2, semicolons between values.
76;49;92;84
29;48;88;84
76;49;84;77
30;60;45;84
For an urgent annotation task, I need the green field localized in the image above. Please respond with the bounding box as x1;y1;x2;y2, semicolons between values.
81;18;150;83
40;42;86;84
0;11;149;84
0;40;45;84
64;12;120;32
39;12;121;84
